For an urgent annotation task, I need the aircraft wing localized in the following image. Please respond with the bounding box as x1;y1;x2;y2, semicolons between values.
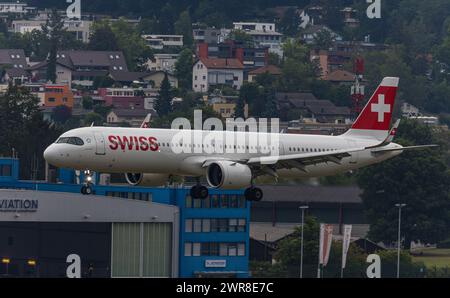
246;147;365;172
371;145;439;153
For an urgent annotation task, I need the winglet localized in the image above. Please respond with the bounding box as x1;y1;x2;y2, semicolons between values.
385;119;401;144
140;113;152;128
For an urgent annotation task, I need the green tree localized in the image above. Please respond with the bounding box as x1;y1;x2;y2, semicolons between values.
155;73;173;117
239;82;261;117
235;95;246;119
42;9;66;83
88;21;119;51
109;19;154;71
274;216;368;278
82;96;94;110
0;84;61;179
278;7;300;37
175;10;194;49
357;120;450;248
313;29;334;50
280;39;316;92
261;88;278;118
51;105;72;124
83;112;104;126
229;30;254;47
174;48;194;92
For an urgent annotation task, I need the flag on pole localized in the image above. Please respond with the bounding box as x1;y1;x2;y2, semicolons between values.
341;225;352;270
319;224;334;266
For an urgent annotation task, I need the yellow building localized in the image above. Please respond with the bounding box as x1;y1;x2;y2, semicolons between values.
212;102;249;119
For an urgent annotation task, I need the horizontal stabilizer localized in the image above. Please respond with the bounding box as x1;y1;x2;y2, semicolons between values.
371;145;439;153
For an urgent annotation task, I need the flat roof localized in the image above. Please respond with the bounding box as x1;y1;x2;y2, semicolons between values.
0;189;178;223
258;185;362;203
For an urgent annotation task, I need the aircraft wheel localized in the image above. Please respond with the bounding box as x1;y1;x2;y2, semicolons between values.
245;187;263;202
190;185;199;198
85;185;93;195
198;186;209;200
190;185;209;200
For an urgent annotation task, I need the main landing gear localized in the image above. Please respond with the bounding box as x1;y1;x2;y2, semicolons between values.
81;170;94;195
190;184;209;199
244;187;263;202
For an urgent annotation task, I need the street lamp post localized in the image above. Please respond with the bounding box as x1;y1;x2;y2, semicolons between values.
395;203;407;279
299;206;309;278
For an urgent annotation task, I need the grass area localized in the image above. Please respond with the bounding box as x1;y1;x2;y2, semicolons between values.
411;248;450;268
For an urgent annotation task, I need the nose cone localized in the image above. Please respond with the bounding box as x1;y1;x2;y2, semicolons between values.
44;145;58;166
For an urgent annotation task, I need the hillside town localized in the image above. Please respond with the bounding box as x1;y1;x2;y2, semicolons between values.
0;1;450;280
0;1;447;132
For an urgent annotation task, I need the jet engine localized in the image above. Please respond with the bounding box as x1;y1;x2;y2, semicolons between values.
206;161;252;190
125;173;169;187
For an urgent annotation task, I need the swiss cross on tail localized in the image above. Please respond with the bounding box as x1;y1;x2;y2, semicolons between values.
140;114;152;129
351;77;399;131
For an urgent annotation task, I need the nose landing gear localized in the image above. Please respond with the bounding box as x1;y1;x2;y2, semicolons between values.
244;187;263;202
81;170;94;195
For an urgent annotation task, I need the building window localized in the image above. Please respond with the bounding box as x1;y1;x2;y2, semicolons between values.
220;195;228;208
201;243;210;256
193;219;202;232
202;219;211;232
185;196;192;208
184;242;192;256
238;243;245;256
192;243;201;256
238;219;246;232
185;219;192;232
219;243;228;256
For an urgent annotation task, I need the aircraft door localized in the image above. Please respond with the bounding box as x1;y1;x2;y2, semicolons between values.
94;132;106;155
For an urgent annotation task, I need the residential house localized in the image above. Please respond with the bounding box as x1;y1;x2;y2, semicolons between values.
98;87;145;109
141;71;178;89
341;7;360;28
142;35;184;50
11;19;93;43
198;41;270;72
0;2;35;16
276;92;351;123
248;65;282;83
147;54;179;72
0;49;29;84
43;84;74;108
208;95;249;119
193;27;231;44
192;58;244;92
29;51;128;87
323;69;355;85
233;22;283;57
107;108;156;127
300;25;342;45
310;48;352;77
401;102;421;118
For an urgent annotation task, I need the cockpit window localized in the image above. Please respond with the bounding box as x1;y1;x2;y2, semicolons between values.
56;137;84;146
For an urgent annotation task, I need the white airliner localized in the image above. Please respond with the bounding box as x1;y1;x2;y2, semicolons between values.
44;77;436;200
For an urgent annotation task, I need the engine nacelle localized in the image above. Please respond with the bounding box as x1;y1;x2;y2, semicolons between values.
125;173;169;187
206;161;252;190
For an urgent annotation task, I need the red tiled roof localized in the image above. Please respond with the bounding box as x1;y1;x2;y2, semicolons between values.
323;69;355;82
200;58;244;69
248;65;282;75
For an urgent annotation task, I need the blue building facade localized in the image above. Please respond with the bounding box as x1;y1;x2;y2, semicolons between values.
0;158;250;278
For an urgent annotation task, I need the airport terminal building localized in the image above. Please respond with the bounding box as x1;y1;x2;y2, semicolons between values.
0;158;249;278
